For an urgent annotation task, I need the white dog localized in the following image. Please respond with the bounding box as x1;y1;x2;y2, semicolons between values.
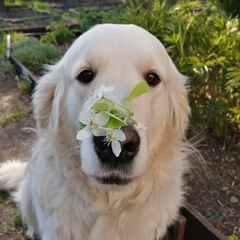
0;24;190;240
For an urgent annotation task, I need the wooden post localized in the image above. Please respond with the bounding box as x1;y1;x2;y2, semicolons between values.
163;215;186;240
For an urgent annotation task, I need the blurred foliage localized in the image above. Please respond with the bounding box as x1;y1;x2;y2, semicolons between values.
228;234;240;240
40;3;124;43
41;20;75;45
0;33;6;60
218;0;240;17
109;0;240;146
12;37;61;73
3;0;240;146
0;108;29;126
0;32;25;59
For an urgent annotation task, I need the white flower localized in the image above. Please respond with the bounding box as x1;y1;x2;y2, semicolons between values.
76;83;148;157
76;110;109;140
133;121;147;131
94;112;110;126
84;85;114;110
103;129;126;157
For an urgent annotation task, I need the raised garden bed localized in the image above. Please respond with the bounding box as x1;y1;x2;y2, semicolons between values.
181;203;227;240
8;53;37;90
0;6;56;32
0;2;121;34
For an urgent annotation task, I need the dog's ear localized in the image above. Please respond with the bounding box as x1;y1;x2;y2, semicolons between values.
33;61;65;131
167;59;190;139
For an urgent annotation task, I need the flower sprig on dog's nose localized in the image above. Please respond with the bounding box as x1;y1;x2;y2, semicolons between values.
76;82;149;157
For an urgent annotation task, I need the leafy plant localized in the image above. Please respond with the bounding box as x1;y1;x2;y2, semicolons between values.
0;109;29;126
228;235;240;240
218;0;240;17
15;68;33;93
115;0;240;146
12;37;61;73
0;191;10;201
0;33;6;60
5;213;23;232
41;20;75;45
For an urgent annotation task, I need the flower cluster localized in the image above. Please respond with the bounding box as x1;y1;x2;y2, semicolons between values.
76;82;149;157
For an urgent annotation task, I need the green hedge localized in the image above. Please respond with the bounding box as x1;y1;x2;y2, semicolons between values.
12;37;61;73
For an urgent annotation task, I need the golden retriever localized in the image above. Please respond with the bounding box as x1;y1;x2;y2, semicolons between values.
0;24;190;240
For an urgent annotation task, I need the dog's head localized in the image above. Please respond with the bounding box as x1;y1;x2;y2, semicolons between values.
33;24;190;186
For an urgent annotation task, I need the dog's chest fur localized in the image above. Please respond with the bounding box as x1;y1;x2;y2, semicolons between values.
22;141;185;240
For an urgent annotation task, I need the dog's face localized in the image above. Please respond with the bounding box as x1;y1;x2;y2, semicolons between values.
34;24;189;186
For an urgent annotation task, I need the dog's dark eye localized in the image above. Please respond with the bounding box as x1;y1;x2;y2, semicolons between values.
76;70;94;84
145;72;160;86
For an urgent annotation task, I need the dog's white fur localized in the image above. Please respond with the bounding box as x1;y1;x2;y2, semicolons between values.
0;24;190;240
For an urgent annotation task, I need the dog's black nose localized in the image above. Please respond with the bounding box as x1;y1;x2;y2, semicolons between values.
93;126;140;168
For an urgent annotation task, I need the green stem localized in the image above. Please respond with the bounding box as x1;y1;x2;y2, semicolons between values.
102;96;134;117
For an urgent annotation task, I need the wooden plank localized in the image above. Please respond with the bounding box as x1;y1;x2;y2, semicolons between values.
4;15;50;23
181;203;227;240
172;216;186;240
8;53;37;89
1;26;47;33
163;215;186;240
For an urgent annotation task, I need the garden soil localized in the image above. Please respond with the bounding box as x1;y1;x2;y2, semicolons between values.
0;60;239;239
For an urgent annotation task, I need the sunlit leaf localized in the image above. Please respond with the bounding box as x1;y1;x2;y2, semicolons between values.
79;122;86;130
91;102;110;111
124;81;150;102
103;116;126;129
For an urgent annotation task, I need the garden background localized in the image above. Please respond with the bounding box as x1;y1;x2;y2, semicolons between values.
0;0;239;239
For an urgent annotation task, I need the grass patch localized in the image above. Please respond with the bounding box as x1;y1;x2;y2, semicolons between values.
0;191;10;201
229;235;240;240
5;213;23;232
0;109;29;126
4;213;31;240
0;205;28;239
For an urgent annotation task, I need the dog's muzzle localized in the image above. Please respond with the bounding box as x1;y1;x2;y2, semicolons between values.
93;125;140;185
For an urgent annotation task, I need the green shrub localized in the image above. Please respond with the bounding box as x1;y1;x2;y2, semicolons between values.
41;20;75;45
15;68;33;93
116;0;240;145
0;32;25;59
12;37;61;73
0;33;6;60
228;234;240;240
218;0;240;17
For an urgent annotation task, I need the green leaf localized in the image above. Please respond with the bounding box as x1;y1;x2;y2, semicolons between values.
124;81;150;102
91;99;115;112
103;116;127;129
79;122;86;130
91;102;110;111
103;98;115;107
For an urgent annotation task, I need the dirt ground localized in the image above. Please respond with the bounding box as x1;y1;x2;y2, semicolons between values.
0;59;239;239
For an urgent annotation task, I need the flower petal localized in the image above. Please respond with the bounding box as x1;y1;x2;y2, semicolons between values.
133;121;147;131
113;129;126;141
92;127;105;137
79;111;94;124
100;85;115;93
111;140;122;157
84;98;96;110
76;129;92;140
94;112;110;126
